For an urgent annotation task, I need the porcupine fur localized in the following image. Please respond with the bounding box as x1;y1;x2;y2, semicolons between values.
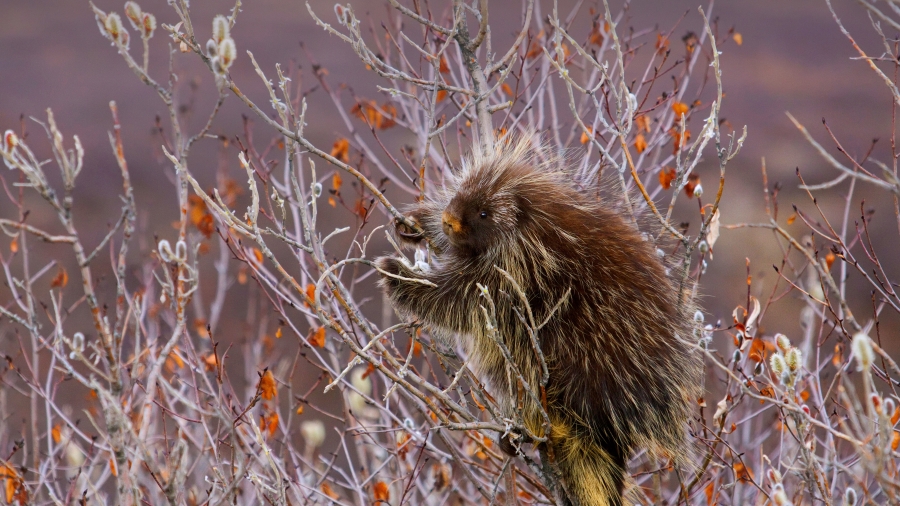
375;136;703;506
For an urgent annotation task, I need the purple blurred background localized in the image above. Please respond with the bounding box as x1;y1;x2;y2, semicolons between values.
2;0;898;350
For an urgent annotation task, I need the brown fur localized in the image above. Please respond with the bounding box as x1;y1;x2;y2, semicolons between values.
376;137;702;506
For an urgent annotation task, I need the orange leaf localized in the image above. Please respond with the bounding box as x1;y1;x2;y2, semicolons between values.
109;457;118;477
373;481;390;501
787;213;797;225
436;90;448;103
589;22;604;46
275;327;283;339
733;461;753;482
635;115;651;133
252;247;264;265
656;33;670;54
704;480;715;504
634;133;648;154
525;30;544;59
330;138;350;163
328;197;336;207
237;265;248;285
439;55;450;74
580;128;593;145
501;83;513;96
259;370;277;400
669;126;691;152
296;404;304;415
659;167;676;189
188;194;215;238
893;431;900;451
379;102;397;129
332;172;343;191
305;283;316;307
321;483;339;499
204;353;218;371
748;338;766;363
310;327;326;348
261;411;279;437
9;237;17;253
51;425;61;444
672;101;689;116
825;251;835;270
50;267;68;288
733;32;743;46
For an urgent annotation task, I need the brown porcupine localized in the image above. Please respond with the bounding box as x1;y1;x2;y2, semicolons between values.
375;136;703;506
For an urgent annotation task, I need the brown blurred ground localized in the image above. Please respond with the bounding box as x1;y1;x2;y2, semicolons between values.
1;0;898;344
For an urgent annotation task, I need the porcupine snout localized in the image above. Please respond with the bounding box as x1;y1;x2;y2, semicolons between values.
441;211;462;237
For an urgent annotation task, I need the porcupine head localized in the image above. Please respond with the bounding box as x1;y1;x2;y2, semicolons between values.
376;134;703;506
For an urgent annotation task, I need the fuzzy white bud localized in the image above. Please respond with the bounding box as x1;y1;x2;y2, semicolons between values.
771;484;792;506
852;332;874;371
785;347;802;372
212;15;230;44
218;37;236;70
844;488;857;506
104;12;125;43
693;310;704;324
334;4;350;25
206;39;218;57
68;332;85;359
3;130;18;154
124;1;142;29
775;333;791;353
312;182;323;198
300;420;326;449
770;353;785;376
692;183;703;198
141;12;157;38
158;239;175;263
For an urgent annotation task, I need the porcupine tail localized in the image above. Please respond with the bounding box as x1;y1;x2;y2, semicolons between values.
550;418;627;506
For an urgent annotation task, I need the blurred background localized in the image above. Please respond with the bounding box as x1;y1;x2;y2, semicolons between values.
1;0;898;366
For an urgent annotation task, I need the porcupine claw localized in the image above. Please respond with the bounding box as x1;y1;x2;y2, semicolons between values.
394;216;425;245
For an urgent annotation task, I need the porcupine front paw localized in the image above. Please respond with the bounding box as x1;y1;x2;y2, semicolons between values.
393;212;425;246
499;429;533;457
375;255;406;291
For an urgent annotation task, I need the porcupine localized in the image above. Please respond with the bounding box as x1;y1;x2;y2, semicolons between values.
375;136;702;506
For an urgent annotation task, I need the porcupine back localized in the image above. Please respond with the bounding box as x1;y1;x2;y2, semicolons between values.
384;136;703;505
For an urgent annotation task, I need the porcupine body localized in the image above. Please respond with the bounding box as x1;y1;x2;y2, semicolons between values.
376;137;702;506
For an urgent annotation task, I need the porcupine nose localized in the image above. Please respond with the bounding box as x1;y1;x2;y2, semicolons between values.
441;211;462;237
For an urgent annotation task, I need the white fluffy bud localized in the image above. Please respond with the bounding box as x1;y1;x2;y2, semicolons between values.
300;420;326;449
218;38;236;70
785;347;802;372
775;333;791;353
124;1;142;29
852;332;874;371
770;353;785;376
212;15;230;44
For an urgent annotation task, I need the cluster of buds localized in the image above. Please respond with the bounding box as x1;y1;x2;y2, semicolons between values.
766;469;793;506
96;9;130;49
123;2;157;39
693;310;715;349
333;4;356;27
769;333;802;389
158;239;188;264
207;15;237;76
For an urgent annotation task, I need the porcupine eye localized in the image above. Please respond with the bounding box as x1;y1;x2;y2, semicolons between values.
479;211;488;219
